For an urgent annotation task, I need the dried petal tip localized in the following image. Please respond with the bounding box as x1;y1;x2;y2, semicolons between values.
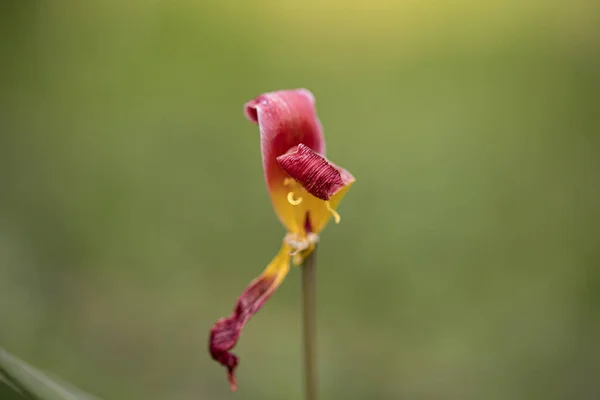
209;273;277;391
277;144;354;201
209;319;240;391
208;243;292;391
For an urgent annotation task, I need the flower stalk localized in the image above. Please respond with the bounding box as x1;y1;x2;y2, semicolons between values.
301;246;318;400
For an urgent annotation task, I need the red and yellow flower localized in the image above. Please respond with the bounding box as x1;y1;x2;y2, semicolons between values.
209;89;355;390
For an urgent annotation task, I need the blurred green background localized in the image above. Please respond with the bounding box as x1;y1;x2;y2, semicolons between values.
1;1;599;399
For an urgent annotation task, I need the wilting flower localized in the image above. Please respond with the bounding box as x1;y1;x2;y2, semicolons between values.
209;89;355;391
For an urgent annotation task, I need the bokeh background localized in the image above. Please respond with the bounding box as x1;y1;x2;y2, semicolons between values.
1;1;599;399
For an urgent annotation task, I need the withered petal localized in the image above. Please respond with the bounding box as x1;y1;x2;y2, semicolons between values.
208;244;291;391
276;144;354;201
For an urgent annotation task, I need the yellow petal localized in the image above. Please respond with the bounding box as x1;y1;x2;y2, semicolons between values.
305;179;355;234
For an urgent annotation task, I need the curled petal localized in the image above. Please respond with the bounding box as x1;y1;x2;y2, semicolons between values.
209;243;291;391
277;144;355;201
244;89;326;232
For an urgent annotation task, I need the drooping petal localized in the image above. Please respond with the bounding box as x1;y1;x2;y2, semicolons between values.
244;89;326;233
209;242;292;391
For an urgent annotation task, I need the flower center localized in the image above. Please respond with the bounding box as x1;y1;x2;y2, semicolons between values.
284;178;302;205
284;177;341;224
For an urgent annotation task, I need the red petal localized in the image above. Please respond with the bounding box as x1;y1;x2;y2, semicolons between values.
244;89;326;190
277;144;354;201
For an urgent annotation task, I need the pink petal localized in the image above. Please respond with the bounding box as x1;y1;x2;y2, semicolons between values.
244;89;326;190
277;144;354;200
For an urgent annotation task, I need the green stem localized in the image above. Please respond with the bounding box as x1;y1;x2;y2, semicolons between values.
0;365;41;400
301;247;318;400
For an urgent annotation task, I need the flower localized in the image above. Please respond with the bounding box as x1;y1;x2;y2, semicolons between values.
209;89;355;391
